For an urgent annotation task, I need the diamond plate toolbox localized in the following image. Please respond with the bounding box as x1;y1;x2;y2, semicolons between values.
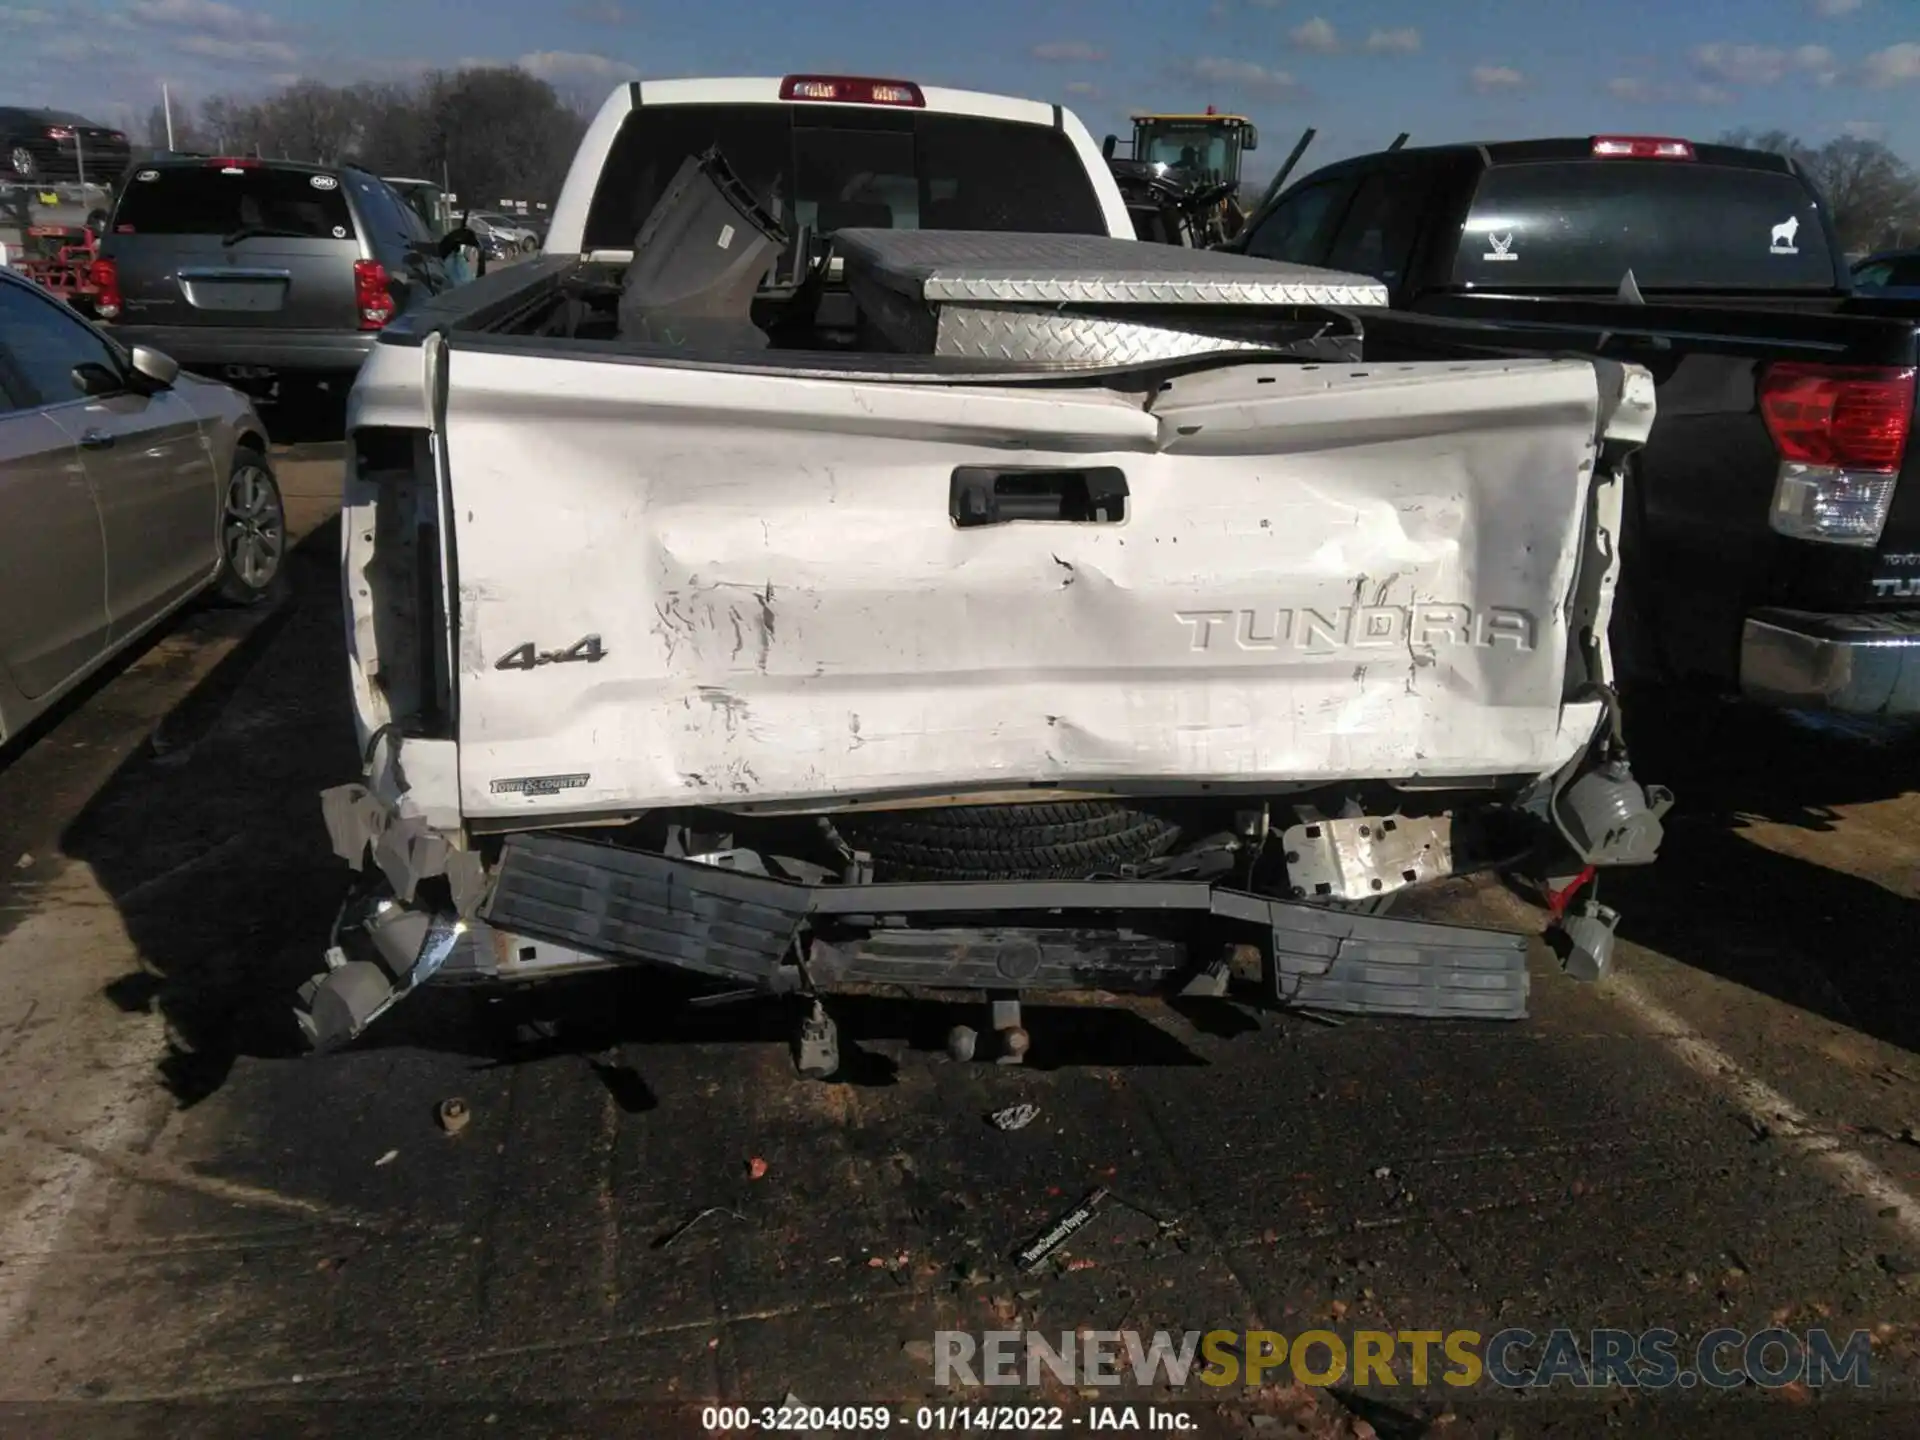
834;228;1389;308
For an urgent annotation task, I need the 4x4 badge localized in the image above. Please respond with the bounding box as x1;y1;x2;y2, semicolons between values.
494;635;607;670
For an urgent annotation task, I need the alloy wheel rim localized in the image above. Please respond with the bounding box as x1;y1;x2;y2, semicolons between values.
223;464;284;590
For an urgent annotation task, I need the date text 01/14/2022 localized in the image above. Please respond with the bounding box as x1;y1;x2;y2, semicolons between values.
701;1404;1196;1430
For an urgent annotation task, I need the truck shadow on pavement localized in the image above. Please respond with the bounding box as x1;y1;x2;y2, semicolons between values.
1608;686;1920;1053
57;520;1207;1106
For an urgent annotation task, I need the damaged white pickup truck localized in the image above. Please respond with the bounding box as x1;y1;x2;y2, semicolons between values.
309;75;1671;1068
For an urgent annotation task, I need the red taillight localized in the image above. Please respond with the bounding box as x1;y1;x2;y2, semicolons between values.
354;259;395;330
110;132;125;143
1762;363;1913;546
779;74;925;107
207;156;261;169
1760;364;1914;472
45;126;72;140
90;258;121;320
1592;135;1694;160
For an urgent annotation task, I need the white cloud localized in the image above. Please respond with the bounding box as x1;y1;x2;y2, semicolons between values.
1862;42;1920;86
1180;57;1298;93
1031;41;1106;63
1470;64;1527;94
0;5;55;24
1841;119;1886;139
515;50;640;83
1363;27;1421;55
1689;42;1790;84
1794;43;1841;84
1690;41;1841;86
1064;80;1099;97
173;33;297;63
1606;75;1735;105
1809;0;1862;14
38;32;132;63
1288;17;1339;53
126;0;280;37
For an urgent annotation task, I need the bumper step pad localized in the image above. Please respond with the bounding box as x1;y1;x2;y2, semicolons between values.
481;833;1532;1020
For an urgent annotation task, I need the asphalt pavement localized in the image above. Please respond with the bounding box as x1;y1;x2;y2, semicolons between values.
0;445;1918;1439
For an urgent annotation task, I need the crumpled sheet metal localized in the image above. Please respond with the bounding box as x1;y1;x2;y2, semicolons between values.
439;345;1643;817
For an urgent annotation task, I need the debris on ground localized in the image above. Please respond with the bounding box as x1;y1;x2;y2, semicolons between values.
1014;1186;1110;1271
436;1097;470;1135
902;1340;934;1365
1289;1007;1347;1028
653;1206;747;1251
1372;1165;1393;1180
13;853;31;869
373;1149;398;1167
989;1103;1040;1132
747;1156;769;1180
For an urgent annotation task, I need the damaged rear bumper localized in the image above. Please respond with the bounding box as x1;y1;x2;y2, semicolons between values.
300;825;1534;1049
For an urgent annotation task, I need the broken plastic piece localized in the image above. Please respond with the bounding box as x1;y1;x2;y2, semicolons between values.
1551;898;1621;983
990;1103;1040;1132
793;999;840;1079
437;1097;470;1134
617;147;785;350
1179;960;1231;998
295;960;394;1050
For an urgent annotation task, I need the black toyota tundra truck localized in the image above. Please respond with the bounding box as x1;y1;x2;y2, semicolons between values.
1230;134;1920;718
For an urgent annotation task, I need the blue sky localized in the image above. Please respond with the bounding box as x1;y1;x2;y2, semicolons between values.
2;0;1916;177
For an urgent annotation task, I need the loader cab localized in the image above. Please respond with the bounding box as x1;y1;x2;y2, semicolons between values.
1130;112;1257;192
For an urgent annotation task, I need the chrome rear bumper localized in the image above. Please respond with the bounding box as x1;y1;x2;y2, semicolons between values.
1741;608;1920;716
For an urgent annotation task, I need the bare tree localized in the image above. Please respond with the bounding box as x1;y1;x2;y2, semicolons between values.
144;99;208;153
1721;128;1920;254
196;96;260;156
187;66;588;204
254;81;362;164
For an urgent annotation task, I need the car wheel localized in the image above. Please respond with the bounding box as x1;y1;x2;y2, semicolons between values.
215;447;287;605
8;145;34;178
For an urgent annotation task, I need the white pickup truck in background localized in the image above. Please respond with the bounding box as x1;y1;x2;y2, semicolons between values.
308;75;1670;1070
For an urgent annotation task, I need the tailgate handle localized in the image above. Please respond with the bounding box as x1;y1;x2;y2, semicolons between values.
78;428;115;451
950;467;1128;527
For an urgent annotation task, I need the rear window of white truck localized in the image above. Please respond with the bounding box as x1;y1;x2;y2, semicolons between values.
581;103;1110;252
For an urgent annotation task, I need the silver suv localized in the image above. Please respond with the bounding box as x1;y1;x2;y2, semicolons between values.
94;158;455;403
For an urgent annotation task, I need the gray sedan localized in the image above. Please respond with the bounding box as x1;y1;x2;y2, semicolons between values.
0;267;284;750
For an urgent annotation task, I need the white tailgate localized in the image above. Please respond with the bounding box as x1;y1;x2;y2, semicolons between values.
443;348;1612;818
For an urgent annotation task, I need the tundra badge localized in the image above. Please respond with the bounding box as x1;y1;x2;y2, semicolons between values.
495;635;607;670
